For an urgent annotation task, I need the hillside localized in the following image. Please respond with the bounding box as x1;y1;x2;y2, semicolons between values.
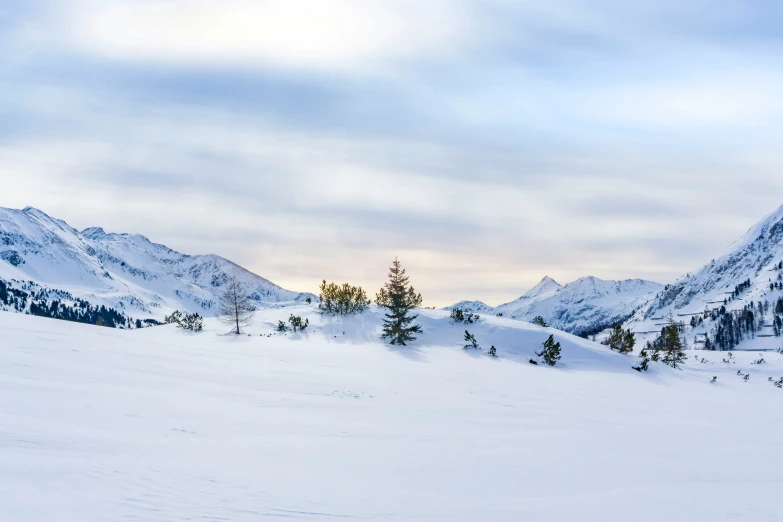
448;276;663;336
627;204;783;351
1;308;781;521
0;206;314;321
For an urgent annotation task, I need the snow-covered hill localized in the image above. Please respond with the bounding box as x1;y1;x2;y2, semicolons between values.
0;206;314;320
627;204;783;351
448;276;663;336
2;308;781;521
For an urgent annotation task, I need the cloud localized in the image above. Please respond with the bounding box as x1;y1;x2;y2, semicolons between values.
3;0;783;306
43;0;477;73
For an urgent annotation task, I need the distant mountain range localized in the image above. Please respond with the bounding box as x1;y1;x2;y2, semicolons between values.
447;276;663;337
447;204;783;349
0;206;314;321
4;204;783;348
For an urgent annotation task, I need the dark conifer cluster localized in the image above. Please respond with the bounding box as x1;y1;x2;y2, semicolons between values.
1;278;140;328
450;308;479;324
603;324;635;354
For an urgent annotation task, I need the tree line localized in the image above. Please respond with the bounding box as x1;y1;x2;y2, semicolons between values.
0;278;145;328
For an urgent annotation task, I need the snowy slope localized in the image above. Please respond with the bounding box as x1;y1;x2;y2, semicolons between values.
0;206;314;319
448;276;663;336
627;204;783;350
2;309;782;521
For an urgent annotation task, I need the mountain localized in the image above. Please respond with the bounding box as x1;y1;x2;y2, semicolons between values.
446;276;663;336
443;300;496;314
626;204;783;350
0;206;314;321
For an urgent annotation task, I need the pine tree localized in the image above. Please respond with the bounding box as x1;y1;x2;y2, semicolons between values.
604;325;624;351
604;325;635;354
376;258;422;346
463;330;479;349
536;334;561;366
488;345;497;357
620;329;635;354
532;316;548;327
660;317;687;369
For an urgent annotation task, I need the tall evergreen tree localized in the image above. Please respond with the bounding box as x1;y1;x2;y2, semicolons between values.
605;324;635;354
604;325;624;351
621;329;636;354
660;317;687;369
376;258;422;346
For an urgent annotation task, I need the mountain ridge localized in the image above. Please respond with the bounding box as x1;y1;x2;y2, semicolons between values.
0;206;315;320
446;275;663;336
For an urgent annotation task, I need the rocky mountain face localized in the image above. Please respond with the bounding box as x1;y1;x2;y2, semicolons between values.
0;206;314;321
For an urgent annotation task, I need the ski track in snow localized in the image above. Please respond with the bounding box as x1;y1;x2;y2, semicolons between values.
1;307;782;521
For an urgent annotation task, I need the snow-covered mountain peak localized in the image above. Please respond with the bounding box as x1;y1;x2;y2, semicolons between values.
722;203;783;256
624;204;783;351
522;276;563;299
1;205;315;319
445;275;662;336
81;227;107;239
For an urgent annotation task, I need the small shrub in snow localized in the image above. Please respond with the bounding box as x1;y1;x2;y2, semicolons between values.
743;374;750;382
536;335;561;366
463;330;479;350
531;316;548;327
488;345;497;357
774;377;783;388
632;349;650;372
528;359;538;365
450;308;479;324
318;280;370;315
710;376;717;383
164;310;203;332
277;320;287;332
179;312;203;332
288;315;309;332
165;310;183;324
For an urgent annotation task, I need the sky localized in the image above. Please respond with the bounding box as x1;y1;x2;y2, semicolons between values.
2;0;783;307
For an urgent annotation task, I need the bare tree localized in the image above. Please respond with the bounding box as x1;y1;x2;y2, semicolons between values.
218;273;255;334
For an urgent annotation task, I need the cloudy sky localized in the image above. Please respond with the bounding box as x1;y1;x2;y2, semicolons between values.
2;0;783;306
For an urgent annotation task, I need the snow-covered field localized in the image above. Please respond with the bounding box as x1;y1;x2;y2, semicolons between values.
2;307;782;521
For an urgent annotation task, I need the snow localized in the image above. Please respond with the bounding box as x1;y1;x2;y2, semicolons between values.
628;204;783;349
0;206;315;319
447;276;662;335
2;308;782;521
